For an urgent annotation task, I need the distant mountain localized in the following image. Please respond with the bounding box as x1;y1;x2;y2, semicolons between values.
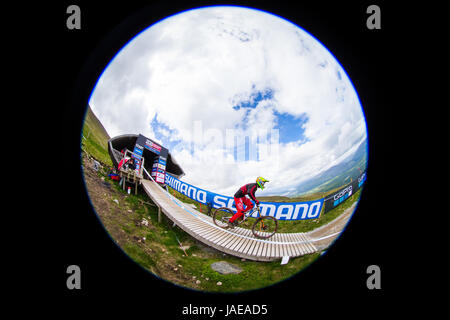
292;139;368;196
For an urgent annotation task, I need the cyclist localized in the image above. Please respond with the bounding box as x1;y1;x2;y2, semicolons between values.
228;177;269;228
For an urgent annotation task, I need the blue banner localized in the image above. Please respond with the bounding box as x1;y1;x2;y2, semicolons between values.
323;171;366;212
164;174;324;221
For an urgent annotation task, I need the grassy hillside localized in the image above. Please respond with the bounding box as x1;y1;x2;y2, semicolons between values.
81;105;112;166
83;151;320;292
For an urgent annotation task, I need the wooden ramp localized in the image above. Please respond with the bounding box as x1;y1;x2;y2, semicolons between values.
141;179;323;262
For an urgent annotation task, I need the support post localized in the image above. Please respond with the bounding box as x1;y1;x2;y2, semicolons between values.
158;205;161;223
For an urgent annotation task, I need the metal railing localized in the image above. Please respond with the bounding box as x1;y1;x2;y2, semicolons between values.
117;148;145;178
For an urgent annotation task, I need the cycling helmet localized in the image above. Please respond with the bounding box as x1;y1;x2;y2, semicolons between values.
256;177;269;190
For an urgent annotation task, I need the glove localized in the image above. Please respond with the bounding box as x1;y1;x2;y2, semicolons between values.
255;200;260;206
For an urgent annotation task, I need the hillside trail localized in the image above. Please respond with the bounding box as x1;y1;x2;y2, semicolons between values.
83;153;356;253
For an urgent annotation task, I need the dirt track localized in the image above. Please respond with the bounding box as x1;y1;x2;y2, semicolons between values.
306;202;356;251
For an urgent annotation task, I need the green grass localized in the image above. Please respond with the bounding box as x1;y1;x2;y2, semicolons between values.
122;242;157;269
95;174;321;292
175;248;319;292
108;178;358;292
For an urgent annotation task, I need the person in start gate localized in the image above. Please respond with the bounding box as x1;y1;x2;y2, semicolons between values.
118;156;136;171
228;177;269;228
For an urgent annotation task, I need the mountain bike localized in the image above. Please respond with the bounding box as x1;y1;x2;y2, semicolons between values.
212;204;278;239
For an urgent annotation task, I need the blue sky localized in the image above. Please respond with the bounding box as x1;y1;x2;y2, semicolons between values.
274;111;309;144
152;85;310;162
232;87;309;145
151;114;180;149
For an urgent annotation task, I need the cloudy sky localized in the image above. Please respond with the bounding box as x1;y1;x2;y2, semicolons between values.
89;6;367;197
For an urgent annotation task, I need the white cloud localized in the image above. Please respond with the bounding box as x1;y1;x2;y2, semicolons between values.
89;6;367;196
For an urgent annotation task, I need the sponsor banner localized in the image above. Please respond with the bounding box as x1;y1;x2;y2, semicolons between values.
131;146;143;174
323;171;367;213
145;139;161;154
135;134;169;158
156;172;165;179
358;172;367;188
133;134;169;184
133;146;143;156
164;174;324;221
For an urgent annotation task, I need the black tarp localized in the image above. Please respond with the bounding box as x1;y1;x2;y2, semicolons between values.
323;171;367;213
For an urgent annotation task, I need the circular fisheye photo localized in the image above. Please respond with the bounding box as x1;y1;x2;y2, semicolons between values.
82;5;368;292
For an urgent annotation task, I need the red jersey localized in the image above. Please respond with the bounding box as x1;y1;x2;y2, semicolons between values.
234;183;258;202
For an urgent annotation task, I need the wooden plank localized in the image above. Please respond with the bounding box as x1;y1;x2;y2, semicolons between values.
270;241;277;258
218;233;235;247
238;228;253;238
215;230;234;246
245;240;261;257
234;235;251;253
253;241;264;258
283;233;294;257
271;233;280;258
240;237;255;256
196;223;220;237
192;225;215;238
298;233;311;253
278;233;288;257
260;240;268;258
257;240;267;258
266;240;275;258
178;217;205;228
209;229;230;245
187;223;212;235
257;239;268;257
229;234;245;251
223;234;243;250
237;234;254;254
299;233;314;253
141;178;322;261
293;233;306;255
278;235;287;258
204;227;226;243
304;234;318;253
248;239;261;257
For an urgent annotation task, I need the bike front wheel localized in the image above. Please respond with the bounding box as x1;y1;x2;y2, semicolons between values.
212;207;234;229
252;216;278;239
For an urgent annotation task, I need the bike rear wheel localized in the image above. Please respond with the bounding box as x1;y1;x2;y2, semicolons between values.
212;207;234;229
252;216;278;239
